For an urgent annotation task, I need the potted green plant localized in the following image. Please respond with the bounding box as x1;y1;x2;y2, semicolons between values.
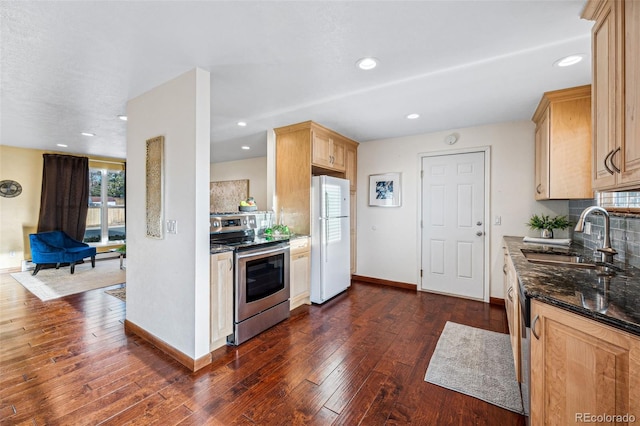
527;214;571;239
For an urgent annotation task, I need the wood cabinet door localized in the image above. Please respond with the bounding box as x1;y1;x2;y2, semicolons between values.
291;250;310;299
312;130;346;171
346;144;357;192
311;131;333;169
331;140;346;171
210;252;233;348
503;252;521;382
290;237;311;309
549;96;593;199
592;1;619;190
534;110;550;200
620;0;640;187
530;300;640;426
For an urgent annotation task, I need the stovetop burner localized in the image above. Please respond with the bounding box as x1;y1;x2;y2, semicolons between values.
210;212;289;252
210;228;289;252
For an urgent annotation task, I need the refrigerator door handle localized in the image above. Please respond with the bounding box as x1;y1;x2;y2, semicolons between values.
324;218;329;262
324;191;329;263
324;191;329;218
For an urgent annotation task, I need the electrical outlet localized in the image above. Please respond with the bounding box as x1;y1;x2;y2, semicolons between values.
9;250;15;257
494;215;501;225
167;219;178;234
584;222;592;235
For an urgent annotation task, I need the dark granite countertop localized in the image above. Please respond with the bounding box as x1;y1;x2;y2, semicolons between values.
210;244;234;254
288;234;310;240
503;236;640;337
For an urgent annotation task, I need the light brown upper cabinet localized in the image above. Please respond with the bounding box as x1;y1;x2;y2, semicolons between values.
312;129;346;172
345;143;357;192
274;121;359;273
532;85;593;200
583;0;640;191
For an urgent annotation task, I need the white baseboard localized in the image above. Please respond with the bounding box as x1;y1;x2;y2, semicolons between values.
22;260;35;272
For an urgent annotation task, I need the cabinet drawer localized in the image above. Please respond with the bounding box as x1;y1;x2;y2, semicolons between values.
290;236;310;254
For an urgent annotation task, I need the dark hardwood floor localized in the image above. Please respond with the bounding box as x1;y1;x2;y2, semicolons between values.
0;272;525;425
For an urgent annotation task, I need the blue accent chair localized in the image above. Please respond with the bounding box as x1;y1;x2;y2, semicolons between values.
29;231;97;275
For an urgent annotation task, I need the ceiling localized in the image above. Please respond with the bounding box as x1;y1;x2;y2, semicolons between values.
1;1;593;164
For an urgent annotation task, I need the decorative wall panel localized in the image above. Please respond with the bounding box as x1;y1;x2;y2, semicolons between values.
146;136;164;239
210;179;249;213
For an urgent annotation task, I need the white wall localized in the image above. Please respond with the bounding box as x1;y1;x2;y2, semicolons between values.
126;68;211;360
356;120;568;299
210;157;268;211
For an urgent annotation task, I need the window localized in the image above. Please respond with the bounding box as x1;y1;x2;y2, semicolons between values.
84;165;126;244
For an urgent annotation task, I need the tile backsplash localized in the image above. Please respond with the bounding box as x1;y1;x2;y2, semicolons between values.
569;199;640;268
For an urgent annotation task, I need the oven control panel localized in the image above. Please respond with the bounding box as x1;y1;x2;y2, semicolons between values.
210;214;257;234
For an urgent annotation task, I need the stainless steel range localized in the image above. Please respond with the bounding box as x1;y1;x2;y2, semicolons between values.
210;213;290;345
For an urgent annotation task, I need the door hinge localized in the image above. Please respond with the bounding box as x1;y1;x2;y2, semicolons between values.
420;269;423;277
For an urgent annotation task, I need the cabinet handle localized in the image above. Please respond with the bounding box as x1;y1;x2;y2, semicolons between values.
228;258;233;271
536;184;542;194
531;315;540;340
604;150;615;175
507;286;513;302
610;147;621;173
503;264;507;275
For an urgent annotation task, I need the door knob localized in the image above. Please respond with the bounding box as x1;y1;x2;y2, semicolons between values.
477;221;482;226
476;231;484;236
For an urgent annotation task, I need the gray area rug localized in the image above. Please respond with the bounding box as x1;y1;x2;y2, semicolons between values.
10;258;126;301
424;321;524;414
105;285;126;302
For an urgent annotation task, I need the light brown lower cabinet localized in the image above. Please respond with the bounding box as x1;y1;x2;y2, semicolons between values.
289;236;311;310
530;299;640;425
503;247;521;382
210;251;234;350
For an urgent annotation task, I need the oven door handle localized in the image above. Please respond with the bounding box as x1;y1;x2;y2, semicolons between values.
236;245;289;259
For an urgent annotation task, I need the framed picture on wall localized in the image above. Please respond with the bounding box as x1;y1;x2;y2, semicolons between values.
369;172;401;207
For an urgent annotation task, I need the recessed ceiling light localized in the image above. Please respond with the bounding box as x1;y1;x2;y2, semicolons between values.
118;115;128;121
81;132;95;137
356;57;378;70
554;54;584;67
237;121;247;127
406;113;420;120
57;144;68;148
241;146;251;150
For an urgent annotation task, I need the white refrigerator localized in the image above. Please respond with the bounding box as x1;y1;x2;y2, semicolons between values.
310;175;351;304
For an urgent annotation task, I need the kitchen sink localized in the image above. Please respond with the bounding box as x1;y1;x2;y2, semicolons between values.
521;249;622;276
521;250;595;269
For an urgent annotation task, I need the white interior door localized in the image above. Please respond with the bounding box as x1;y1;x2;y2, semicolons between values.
421;151;485;300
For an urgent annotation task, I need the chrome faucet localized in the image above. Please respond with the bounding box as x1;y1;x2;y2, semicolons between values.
574;206;617;263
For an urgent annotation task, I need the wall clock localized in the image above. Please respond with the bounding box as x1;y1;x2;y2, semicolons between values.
0;180;22;198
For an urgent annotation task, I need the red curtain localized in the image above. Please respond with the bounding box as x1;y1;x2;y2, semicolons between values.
37;154;89;241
